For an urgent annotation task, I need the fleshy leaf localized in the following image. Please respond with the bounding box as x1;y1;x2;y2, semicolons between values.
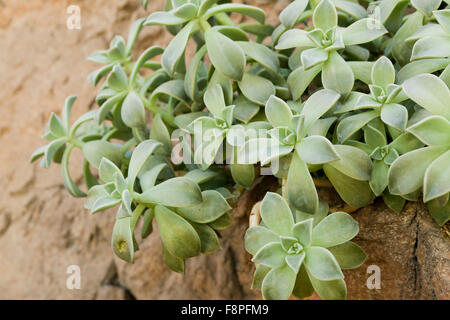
292;265;315;298
155;205;201;259
205;29;246;81
304;246;344;281
311;212;359;248
177;190;231;223
280;0;308;29
82;140;121;169
138;177;203;208
388;146;448;196
245;226;280;256
427;197;450;226
371;56;396;88
287;153;319;214
297;135;340;164
121;91;146;129
423;150;450;202
326;145;372;181
252;264;271;290
99;158;123;184
128;139;163;188
162;22;195;76
204;84;226;118
403;74;450;120
292;218;313;247
328;241;367;270
285;252;306;274
300;89;340;135
323;164;375;208
313;0;337;32
238;73;275;106
381;103;408;131
342;18;387;46
252;242;287;268
407;116;450;146
111;217;134;263
287;65;322;101
322;51;354;95
190;222;221;254
307;272;347;300
261;263;297;300
265;95;293;128
260;192;295;236
237;41;279;75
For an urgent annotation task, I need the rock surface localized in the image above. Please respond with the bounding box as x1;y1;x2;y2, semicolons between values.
0;0;448;300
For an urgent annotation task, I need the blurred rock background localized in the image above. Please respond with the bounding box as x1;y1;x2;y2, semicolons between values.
0;0;448;299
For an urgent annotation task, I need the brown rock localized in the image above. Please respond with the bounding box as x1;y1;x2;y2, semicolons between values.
0;0;448;300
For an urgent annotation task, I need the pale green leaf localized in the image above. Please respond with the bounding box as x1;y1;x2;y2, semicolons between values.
328;241;366;270
407;116;450;146
177;190;231;223
403;74;450;120
245;226;280;256
287;152;319;214
260;192;295;236
261;263;297;300
311;212;359;248
292;218;313;247
265;95;293;128
388;146;448;195
297;135;340;164
424;150;450;202
313;0;337;32
238;73;275;106
342;18;387;46
280;0;309;28
381;103;408;131
304;246;343;281
205;29;246;81
138;177;203;207
162;22;195;76
253;242;287;268
322;51;354;95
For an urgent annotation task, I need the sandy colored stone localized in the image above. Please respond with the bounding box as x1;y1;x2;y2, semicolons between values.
0;0;448;300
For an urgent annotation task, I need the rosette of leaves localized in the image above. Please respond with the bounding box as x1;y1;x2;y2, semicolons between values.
186;84;236;169
342;117;424;213
276;0;387;98
240;89;373;213
335;56;410;143
93;46;184;140
185;84;262;187
245;192;366;300
87;18;148;86
84;139;232;271
388;74;450;225
144;0;268;81
30;96;118;197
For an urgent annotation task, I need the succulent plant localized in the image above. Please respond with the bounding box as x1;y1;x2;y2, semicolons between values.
388;73;450;225
276;0;387;98
31;0;450;300
245;192;365;300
